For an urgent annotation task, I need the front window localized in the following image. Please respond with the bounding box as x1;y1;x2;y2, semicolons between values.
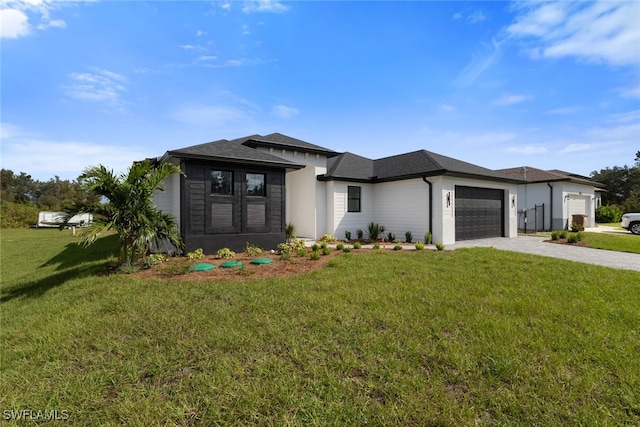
348;186;361;212
211;170;233;195
246;173;266;196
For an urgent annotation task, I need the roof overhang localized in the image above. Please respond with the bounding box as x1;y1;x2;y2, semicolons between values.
244;138;341;158
165;151;305;171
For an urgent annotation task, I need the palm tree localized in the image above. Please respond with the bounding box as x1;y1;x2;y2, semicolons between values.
63;160;184;265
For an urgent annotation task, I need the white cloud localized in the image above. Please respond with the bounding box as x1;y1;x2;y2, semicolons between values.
456;38;503;85
0;8;30;38
507;145;548;155
62;69;128;107
467;11;487;24
0;0;72;39
508;1;640;66
618;83;640;100
560;143;590;153
1;129;149;181
272;104;299;119
547;106;582;115
493;94;530;106
242;0;289;13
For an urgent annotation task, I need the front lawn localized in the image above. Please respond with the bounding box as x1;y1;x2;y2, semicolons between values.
1;229;639;425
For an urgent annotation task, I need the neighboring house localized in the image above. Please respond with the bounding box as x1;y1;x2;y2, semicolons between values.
497;166;606;231
153;133;524;253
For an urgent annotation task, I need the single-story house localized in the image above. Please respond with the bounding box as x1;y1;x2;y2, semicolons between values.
497;166;606;231
152;133;525;253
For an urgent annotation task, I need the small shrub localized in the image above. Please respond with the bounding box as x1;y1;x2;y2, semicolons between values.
342;246;352;253
356;229;364;241
117;261;139;274
567;234;578;244
277;243;292;255
387;232;396;242
435;242;445;251
415;242;425;250
245;242;263;257
425;232;433;244
280;252;291;261
336;243;344;250
217;248;236;259
393;243;402;251
143;253;168;268
344;230;351;241
320;234;337;243
310;251;321;260
322;247;331;256
320;241;328;250
293;239;306;252
551;231;560;241
285;222;296;243
405;231;413;243
373;242;381;250
296;247;307;257
237;266;255;276
575;231;584;242
311;243;320;252
570;222;584;232
353;241;362;249
367;222;385;240
559;230;568;239
187;248;205;261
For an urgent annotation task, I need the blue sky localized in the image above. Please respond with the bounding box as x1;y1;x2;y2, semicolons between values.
1;0;639;181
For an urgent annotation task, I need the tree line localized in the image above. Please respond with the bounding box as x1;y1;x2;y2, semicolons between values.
590;152;640;222
0;169;100;228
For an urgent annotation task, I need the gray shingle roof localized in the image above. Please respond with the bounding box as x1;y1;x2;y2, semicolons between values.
322;150;523;183
243;133;339;157
497;166;604;187
167;139;304;169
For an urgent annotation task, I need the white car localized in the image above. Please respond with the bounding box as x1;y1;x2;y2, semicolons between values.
621;213;640;235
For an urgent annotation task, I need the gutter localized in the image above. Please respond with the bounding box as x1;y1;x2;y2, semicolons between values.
422;176;433;235
547;182;553;232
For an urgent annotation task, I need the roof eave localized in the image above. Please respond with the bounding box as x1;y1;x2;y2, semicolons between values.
244;139;341;158
166;151;305;170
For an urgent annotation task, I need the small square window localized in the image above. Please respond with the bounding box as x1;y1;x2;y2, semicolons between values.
246;173;266;197
348;186;361;212
211;170;233;195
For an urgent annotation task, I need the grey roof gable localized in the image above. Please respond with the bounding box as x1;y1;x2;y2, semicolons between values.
321;149;523;183
167;139;304;169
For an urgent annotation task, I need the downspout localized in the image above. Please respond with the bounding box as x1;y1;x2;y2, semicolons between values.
547;182;553;232
422;176;433;234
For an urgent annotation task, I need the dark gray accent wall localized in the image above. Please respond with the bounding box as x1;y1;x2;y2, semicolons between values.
183;160;286;253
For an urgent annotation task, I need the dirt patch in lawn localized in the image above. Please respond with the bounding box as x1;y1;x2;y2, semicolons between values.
132;249;344;281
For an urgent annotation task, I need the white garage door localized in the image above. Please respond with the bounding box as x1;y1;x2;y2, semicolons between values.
567;195;589;227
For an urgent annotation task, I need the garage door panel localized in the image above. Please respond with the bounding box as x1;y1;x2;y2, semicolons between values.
455;186;504;241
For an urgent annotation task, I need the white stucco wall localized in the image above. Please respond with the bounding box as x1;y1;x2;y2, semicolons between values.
517;182;597;230
258;147;330;239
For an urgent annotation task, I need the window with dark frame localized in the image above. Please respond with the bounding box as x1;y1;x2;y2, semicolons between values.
347;186;361;212
211;170;233;195
246;173;266;197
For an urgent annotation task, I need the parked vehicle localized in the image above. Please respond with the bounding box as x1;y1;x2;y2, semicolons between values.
621;213;640;235
35;211;93;228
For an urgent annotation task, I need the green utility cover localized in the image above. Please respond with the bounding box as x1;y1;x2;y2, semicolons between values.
220;261;244;268
190;263;215;271
251;258;274;265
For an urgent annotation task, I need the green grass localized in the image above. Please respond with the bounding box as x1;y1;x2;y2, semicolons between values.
2;229;640;425
580;231;640;254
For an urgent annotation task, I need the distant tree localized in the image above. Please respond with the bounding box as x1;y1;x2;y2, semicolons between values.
63;161;184;265
591;154;640;207
0;170;37;204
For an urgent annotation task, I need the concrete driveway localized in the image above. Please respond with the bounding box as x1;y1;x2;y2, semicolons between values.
450;236;640;272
